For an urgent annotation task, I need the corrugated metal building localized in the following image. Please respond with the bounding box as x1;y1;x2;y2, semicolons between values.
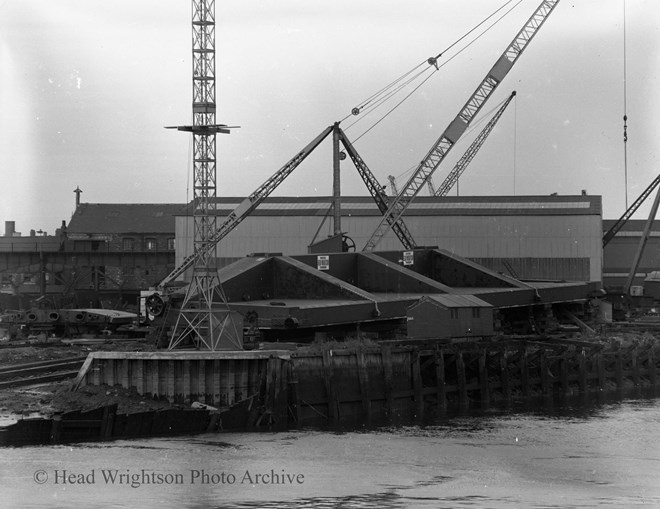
602;219;660;289
175;195;602;282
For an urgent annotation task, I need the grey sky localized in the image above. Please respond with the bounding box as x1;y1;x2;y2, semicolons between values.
1;0;659;235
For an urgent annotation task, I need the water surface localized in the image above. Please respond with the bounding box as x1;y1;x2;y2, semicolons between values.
1;395;659;508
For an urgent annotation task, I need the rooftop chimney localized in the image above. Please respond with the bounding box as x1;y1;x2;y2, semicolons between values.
74;186;83;208
4;221;15;237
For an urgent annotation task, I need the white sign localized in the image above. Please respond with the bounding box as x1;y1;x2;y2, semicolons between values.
317;255;330;271
402;251;414;266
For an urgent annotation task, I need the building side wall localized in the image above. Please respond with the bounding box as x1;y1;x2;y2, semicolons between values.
407;302;494;339
603;236;660;288
176;214;602;282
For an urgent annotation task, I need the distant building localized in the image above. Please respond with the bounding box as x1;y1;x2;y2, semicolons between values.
175;195;603;283
602;219;660;290
65;203;183;301
0;203;183;308
406;294;494;340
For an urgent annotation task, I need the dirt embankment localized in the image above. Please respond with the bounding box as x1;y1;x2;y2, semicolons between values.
0;381;179;419
0;339;173;421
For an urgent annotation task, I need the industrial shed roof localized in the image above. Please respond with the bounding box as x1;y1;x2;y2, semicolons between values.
189;195;602;217
68;203;186;234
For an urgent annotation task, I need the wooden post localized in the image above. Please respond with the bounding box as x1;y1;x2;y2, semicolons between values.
136;359;145;396
276;360;289;425
560;352;570;396
578;349;587;393
167;360;175;402
121;359;130;391
456;352;468;408
615;347;624;388
412;349;424;419
106;359;115;386
289;364;302;426
211;359;221;406
322;350;339;424
435;348;447;413
597;352;605;389
382;346;395;417
182;360;191;404
631;348;640;386
478;350;489;408
152;359;160;400
265;358;275;416
357;349;372;422
520;346;530;399
50;413;63;444
198;360;207;404
500;348;511;405
540;350;551;396
648;347;657;386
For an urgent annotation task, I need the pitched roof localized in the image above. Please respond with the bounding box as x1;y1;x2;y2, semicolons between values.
67;203;186;234
419;294;493;308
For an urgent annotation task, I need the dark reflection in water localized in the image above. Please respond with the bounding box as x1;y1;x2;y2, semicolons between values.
1;390;659;509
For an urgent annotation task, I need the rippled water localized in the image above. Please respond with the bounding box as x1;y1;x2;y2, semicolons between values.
2;393;659;508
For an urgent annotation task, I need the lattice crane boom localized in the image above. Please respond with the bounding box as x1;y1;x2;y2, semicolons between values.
603;173;660;247
337;128;417;249
363;0;560;251
434;91;516;197
159;126;334;287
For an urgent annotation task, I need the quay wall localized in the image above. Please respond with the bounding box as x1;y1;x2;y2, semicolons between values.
74;338;660;430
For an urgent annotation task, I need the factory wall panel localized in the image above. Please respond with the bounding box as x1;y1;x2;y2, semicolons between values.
175;197;602;282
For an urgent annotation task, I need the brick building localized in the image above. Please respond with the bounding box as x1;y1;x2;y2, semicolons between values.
0;203;183;309
65;203;183;302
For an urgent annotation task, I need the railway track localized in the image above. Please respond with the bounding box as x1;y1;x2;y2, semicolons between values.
0;357;88;389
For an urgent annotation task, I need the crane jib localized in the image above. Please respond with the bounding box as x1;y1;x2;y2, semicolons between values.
158;125;334;288
362;0;560;251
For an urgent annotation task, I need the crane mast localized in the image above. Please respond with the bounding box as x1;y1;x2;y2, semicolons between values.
363;0;560;251
434;91;516;197
389;176;400;196
167;0;243;350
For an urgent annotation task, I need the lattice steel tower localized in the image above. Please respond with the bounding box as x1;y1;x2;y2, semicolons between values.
168;0;242;350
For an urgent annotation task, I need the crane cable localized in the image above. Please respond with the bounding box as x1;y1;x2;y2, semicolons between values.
340;0;523;142
342;0;520;121
388;94;515;187
623;0;629;210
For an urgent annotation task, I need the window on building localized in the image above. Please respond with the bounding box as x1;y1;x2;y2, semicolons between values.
450;308;459;319
167;238;175;251
74;240;92;252
472;307;481;318
122;238;134;251
145;238;157;251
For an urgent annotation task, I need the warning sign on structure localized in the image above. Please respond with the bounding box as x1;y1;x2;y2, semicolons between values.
317;255;330;271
